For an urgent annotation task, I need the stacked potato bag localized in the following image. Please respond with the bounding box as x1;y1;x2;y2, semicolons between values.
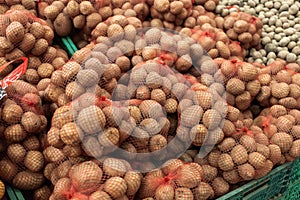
0;0;37;15
192;105;300;196
0;10;54;62
0;80;48;190
138;159;205;199
38;0;148;48
180;27;246;60
49;159;142;200
256;59;300;109
212;58;261;111
253;105;300;163
0;9;70;117
0;9;70;193
222;11;263;49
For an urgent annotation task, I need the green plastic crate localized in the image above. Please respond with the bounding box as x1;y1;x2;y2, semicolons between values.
6;185;25;200
217;157;300;200
58;36;78;57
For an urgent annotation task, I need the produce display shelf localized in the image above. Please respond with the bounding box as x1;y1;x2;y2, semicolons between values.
217;157;300;200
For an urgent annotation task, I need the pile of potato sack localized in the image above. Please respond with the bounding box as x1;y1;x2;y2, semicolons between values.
0;0;300;200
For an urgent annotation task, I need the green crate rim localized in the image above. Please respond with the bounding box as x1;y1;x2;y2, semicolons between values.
6;185;25;200
60;36;78;56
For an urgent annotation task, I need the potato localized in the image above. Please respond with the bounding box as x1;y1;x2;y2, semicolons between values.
43;25;54;45
54;13;72;36
42;46;57;63
43;4;59;20
86;13;102;28
69;161;102;194
103;177;127;199
23;135;40;151
7;143;26;163
37;63;54;78
24;151;45;172
0;158;18;182
6;21;25;44
73;14;86;29
43;146;66;163
25;69;40;84
4;124;26;142
0;179;4;200
77;105;106;134
90;191;112;200
21;112;41;133
0;37;14;53
33;186;51;200
12;171;44;190
230;145;248;165
124;171;142;196
79;1;95;15
270;132;293;153
29;22;45;39
289;140;300;158
65;0;79;17
248;152;266;169
59;122;82;145
53;178;72;200
155;184;174;200
237;163;255;181
2;103;23;124
31;38;48;56
18;32;35;52
5;48;25;61
223;169;241;184
103;158;127;177
175;164;202;188
21;93;42;113
37;78;51;91
193;182;214;200
211;177;230;197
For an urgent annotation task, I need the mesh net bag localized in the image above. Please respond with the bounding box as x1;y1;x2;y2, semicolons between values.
137;159;212;199
222;11;262;49
190;100;300;197
91;14;143;41
38;0;148;40
253;105;300;162
0;9;55;73
0;57;49;191
33;185;52;200
181;26;246;61
145;3;223;37
44;26;229;175
0;137;46;190
149;0;194;27
47;159;142;200
256;60;300;110
0;0;37;15
193;0;219;12
211;58;262;111
43;43;112;107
